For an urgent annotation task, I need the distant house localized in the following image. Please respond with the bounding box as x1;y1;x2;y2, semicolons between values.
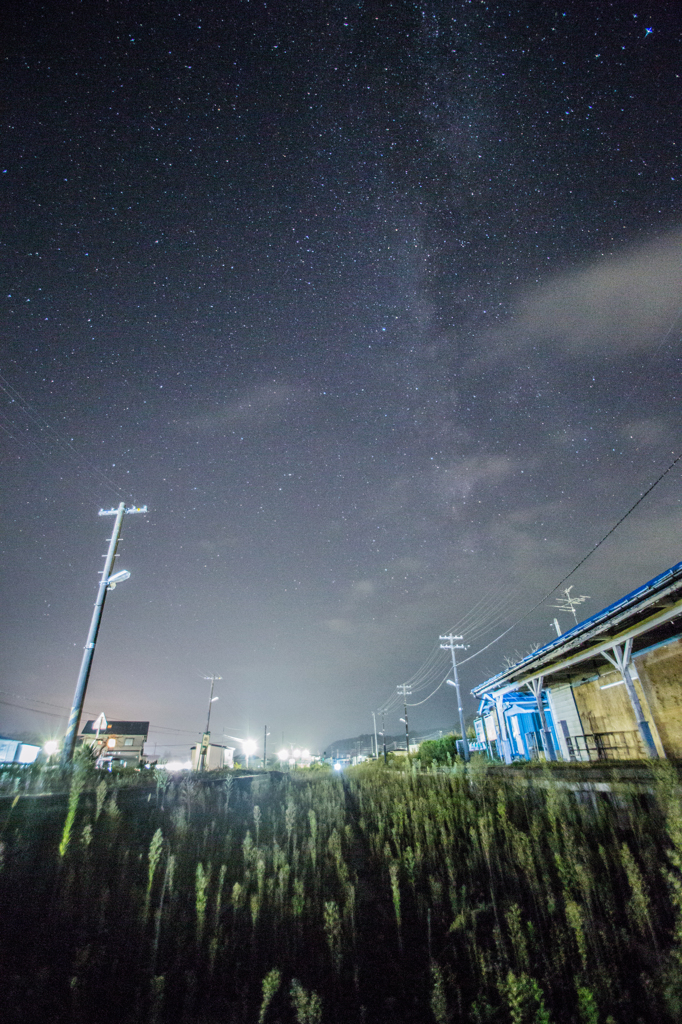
0;736;41;765
472;559;682;762
80;720;149;768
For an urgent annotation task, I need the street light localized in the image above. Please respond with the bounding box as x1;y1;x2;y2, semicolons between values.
277;748;289;762
62;502;146;765
446;679;470;762
106;569;131;589
242;738;257;768
199;675;222;770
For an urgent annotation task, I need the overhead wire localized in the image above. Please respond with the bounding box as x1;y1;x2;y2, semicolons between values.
375;442;682;716
1;690;203;739
0;370;130;500
456;445;682;670
406;675;448;706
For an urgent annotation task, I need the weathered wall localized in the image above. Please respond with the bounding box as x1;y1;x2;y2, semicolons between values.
571;669;646;756
635;637;682;757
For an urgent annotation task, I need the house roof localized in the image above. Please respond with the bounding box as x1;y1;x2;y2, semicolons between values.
472;558;682;700
81;720;149;738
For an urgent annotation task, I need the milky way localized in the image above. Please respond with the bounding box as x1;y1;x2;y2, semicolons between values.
1;2;681;754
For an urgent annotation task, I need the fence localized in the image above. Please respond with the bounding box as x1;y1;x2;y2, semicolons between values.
567;730;645;761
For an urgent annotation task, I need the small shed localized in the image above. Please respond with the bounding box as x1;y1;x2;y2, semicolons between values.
190;742;234;770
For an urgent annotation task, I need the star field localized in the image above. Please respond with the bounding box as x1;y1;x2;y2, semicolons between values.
1;1;681;754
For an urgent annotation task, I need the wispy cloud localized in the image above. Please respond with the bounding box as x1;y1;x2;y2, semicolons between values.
184;383;307;433
435;456;516;510
511;229;682;355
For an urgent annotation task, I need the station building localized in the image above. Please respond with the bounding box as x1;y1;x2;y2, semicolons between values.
472;559;682;762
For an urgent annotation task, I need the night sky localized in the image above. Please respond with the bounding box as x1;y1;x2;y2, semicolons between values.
2;1;681;758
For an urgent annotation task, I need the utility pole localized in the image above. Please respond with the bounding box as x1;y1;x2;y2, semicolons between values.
398;684;412;753
372;711;379;759
263;724;268;768
440;633;470;762
199;674;222;770
381;710;387;762
62;502;147;764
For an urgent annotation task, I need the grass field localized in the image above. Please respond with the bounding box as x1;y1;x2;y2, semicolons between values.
1;759;682;1023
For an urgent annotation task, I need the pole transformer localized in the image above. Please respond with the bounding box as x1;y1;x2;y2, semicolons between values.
440;633;470;762
62;503;147;764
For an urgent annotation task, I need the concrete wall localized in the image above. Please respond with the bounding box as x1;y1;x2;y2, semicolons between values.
635;637;682;758
567;652;675;759
571;669;647;756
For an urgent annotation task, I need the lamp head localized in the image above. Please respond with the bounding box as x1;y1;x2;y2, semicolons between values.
107;569;131;589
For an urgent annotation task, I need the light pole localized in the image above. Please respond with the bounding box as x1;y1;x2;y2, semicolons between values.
441;633;470;762
398;683;411;753
372;711;378;758
263;725;271;768
62;503;147;764
199;674;221;770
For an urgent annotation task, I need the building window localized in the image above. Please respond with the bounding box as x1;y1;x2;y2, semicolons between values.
124;738;134;746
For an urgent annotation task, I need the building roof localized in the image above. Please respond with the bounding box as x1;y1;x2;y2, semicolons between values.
81;720;149;738
472;558;682;699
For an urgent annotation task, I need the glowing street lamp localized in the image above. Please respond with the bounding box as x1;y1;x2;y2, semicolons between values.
277;748;289;762
242;738;257;768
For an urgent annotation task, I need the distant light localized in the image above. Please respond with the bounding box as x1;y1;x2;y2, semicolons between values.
162;760;191;771
277;748;289;761
333;762;343;772
17;744;40;764
302;749;310;759
292;747;302;758
107;738;116;748
43;740;59;756
210;696;219;703
242;738;257;756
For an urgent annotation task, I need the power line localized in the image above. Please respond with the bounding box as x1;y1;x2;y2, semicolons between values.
376;444;682;715
0;370;130;500
406;675;448;706
454;448;679;671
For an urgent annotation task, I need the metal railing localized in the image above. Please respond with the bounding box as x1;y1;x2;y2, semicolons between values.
567;731;645;761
